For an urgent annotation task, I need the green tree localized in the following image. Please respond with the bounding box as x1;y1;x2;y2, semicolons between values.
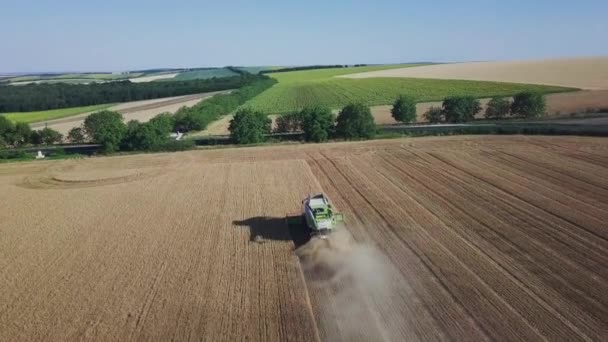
228;108;271;144
173;107;204;132
424;107;444;123
391;95;417;123
67;127;86;144
511;92;546;118
84;110;126;153
0;116;15;143
300;106;335;142
274;112;302;133
148;113;175;135
485;97;511;119
122;114;174;151
121;121;144;151
335;103;376;140
12;122;32;146
29;130;43;145
442;96;482;123
39;127;63;145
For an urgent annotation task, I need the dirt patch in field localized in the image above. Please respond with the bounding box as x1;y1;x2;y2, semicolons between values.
342;57;608;90
297;229;412;340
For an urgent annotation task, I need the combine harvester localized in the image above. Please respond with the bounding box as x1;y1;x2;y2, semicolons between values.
288;193;344;238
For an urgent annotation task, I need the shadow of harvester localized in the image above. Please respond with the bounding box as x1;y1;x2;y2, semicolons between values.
233;215;311;248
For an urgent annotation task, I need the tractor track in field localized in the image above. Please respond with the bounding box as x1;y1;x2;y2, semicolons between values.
416;150;608;259
492;150;608;199
312;152;488;340
346;156;567;340
373;151;606;338
427;151;608;243
396;150;608;279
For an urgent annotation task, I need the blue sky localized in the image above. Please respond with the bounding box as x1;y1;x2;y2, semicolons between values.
2;0;606;72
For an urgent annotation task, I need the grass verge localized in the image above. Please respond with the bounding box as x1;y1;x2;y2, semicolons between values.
3;104;115;123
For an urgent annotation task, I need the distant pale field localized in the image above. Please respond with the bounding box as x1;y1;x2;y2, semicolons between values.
129;73;178;83
342;57;608;90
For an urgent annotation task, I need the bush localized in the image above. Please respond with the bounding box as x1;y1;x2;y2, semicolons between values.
12;122;32;146
274;112;302;133
121;120;144;151
29;130;42;145
228;108;272;144
147;113;174;141
442;96;481;123
0;116;15;146
391;95;417;123
67;127;86;144
511;92;546;118
84;110;126;153
300;106;335;142
485;97;511;119
0;149;30;160
39;127;63;145
424;107;444;123
121;113;175;151
335;103;375;140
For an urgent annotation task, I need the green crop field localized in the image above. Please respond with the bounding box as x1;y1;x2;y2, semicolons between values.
4;104;114;124
242;64;575;113
174;68;239;81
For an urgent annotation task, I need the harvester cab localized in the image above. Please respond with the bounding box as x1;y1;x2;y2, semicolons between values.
287;193;344;238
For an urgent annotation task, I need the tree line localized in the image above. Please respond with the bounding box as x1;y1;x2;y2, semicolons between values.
0;82;550;156
67;111;192;153
229;91;548;145
0;73;266;112
388;91;547;124
229;103;376;144
0;74;277;154
0;116;63;149
61;76;276;154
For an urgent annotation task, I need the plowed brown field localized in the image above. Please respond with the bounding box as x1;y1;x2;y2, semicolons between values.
1;136;607;341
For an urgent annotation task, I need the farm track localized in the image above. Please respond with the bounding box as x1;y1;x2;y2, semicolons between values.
0;135;607;341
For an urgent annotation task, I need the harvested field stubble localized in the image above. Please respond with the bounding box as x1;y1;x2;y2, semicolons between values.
1;135;607;341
